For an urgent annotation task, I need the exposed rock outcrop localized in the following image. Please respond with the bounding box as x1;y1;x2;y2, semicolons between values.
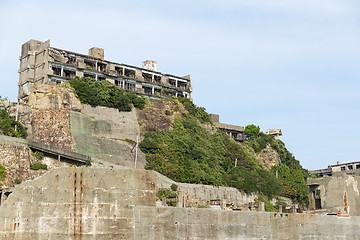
256;145;280;170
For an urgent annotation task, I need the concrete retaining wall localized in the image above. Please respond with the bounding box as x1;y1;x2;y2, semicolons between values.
1;167;360;239
70;105;146;168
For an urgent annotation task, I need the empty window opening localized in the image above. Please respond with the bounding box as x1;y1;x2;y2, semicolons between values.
97;76;106;81
97;62;107;72
348;165;353;170
154;75;161;83
63;69;76;79
154;88;161;96
115;80;124;88
143;86;153;95
84;59;96;70
84;73;96;79
168;79;177;87
52;66;61;76
124;68;136;78
115;66;123;76
341;166;346;171
124;82;136;91
356;165;360;169
178;81;187;90
142;72;153;82
67;56;77;66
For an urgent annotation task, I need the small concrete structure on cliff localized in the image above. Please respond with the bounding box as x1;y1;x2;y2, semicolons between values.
209;114;244;142
265;128;282;139
18;39;192;102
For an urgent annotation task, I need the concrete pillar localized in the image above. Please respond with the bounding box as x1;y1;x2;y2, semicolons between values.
175;80;178;88
259;202;265;212
61;66;63;77
176;196;183;208
220;199;226;210
152;87;155;95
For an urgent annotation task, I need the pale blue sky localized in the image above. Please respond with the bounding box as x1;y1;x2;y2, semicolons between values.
1;0;360;170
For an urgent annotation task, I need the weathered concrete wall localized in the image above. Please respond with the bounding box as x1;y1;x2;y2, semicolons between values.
308;173;360;216
0;167;156;239
154;171;257;209
70;105;146;168
1;167;360;239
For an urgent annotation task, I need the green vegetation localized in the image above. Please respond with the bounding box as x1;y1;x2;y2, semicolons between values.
244;124;260;139
157;189;178;200
0;163;6;181
85;160;92;166
30;162;48;170
171;183;178;191
14;178;21;184
69;77;146;112
140;117;282;198
0;109;27;139
178;97;210;123
32;151;44;160
256;193;278;212
246;132;308;205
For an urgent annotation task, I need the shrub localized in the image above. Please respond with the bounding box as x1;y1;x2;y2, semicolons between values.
0;109;27;139
32;151;44;160
14;178;21;184
177;97;210;123
0;164;6;181
69;77;146;112
30;162;48;170
85;160;92;166
171;183;178;191
157;189;178;200
142;117;283;199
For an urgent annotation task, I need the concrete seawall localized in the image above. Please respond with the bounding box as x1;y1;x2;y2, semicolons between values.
0;167;359;239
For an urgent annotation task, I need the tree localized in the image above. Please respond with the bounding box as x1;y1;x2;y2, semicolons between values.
244;124;260;139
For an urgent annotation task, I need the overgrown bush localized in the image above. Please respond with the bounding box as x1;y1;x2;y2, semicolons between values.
141;117;283;198
0;163;6;181
171;183;178;191
69;77;146;112
157;189;178;200
32;151;44;160
177;97;210;123
0;109;27;139
246;133;308;205
30;162;48;170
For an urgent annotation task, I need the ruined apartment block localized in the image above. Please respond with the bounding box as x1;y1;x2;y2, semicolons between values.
18;40;192;102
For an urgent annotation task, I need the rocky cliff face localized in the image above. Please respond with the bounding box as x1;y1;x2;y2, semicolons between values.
256;145;280;170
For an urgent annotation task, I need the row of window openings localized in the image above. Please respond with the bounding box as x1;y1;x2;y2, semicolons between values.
340;165;360;171
64;58;188;88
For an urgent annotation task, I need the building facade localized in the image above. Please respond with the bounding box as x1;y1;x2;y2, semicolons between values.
308;161;360;216
18;40;192;102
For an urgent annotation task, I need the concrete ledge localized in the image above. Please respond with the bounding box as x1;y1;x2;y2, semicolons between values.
0;134;28;147
28;140;91;164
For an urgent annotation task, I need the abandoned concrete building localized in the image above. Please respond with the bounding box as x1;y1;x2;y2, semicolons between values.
308;161;360;216
209;114;244;142
18;39;192;102
309;160;360;177
265;128;282;139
